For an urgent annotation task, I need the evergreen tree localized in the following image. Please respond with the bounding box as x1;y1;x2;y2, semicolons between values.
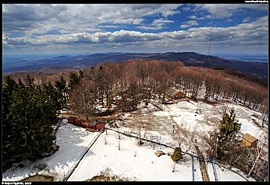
171;147;183;162
217;108;241;161
79;70;84;79
68;72;80;90
43;82;62;110
54;76;67;108
2;75;57;164
2;76;18;162
18;78;25;89
24;74;34;91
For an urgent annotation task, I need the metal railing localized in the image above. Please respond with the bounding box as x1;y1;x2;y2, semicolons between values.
63;128;104;181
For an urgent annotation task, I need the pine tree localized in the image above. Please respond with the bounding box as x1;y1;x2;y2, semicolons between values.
2;76;19;162
54;76;67;108
68;72;80;90
43;82;62;110
2;75;58;163
24;74;34;91
79;70;84;79
217;108;241;161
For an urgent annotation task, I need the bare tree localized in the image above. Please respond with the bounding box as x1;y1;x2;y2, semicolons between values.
202;117;220;159
247;128;268;180
172;119;195;153
68;78;98;119
151;70;171;103
259;98;268;127
133;112;153;145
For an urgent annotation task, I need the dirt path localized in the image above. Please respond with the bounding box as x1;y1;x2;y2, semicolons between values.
195;145;210;182
151;103;164;111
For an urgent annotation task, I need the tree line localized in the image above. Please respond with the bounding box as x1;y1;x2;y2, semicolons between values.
68;59;267;121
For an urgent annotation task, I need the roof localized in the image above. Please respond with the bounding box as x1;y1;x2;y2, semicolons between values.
242;133;258;143
166;88;185;97
89;122;98;125
156;87;185;98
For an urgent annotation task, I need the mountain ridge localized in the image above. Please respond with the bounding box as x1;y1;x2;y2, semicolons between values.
2;52;268;82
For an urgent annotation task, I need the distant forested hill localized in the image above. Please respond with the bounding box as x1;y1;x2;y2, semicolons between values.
3;52;268;82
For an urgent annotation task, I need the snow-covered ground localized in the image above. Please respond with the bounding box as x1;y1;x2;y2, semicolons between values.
68;128;250;181
2;120;99;181
2;95;266;181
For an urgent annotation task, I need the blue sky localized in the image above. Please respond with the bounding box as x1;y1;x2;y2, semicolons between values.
2;4;268;55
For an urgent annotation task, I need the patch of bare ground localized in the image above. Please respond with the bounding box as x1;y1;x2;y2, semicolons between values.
88;175;125;181
217;99;234;104
251;114;260;119
252;119;261;127
20;174;54;181
238;103;249;109
203;99;217;106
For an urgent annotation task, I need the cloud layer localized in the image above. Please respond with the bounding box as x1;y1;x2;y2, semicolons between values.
2;4;268;54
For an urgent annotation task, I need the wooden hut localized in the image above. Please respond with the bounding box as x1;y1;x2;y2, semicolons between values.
242;133;258;147
155;88;188;103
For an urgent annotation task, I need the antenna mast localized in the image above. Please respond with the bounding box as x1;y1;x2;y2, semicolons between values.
207;4;218;55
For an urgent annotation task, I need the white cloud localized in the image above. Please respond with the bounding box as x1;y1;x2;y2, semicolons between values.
180;25;191;28
188;15;211;20
137;26;163;30
2;4;267;54
180;20;199;28
111;18;144;25
242;17;251;23
189;15;197;19
3;4;182;36
187;16;268;43
152;18;174;26
4;16;267;49
185;20;199;26
137;18;174;30
195;4;268;19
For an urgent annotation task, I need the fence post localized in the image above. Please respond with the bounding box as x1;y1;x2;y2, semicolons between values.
212;158;218;181
192;153;195;181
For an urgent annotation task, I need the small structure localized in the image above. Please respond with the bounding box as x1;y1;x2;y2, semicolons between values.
88;122;98;130
80;120;91;128
155;88;189;103
68;117;76;124
96;123;105;131
67;117;105;131
74;118;82;126
242;133;258;147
